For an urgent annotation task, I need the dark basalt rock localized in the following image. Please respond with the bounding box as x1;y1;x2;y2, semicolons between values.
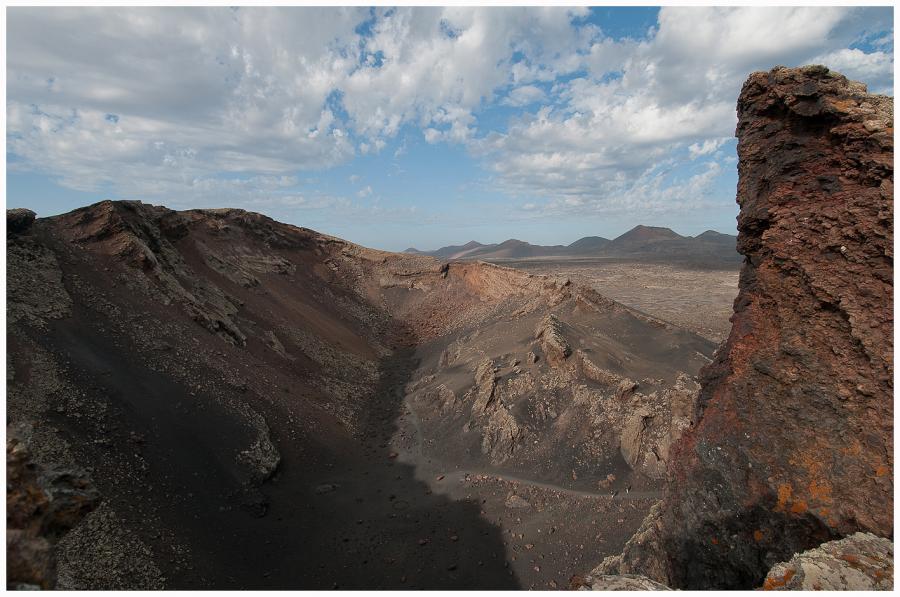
7;208;36;234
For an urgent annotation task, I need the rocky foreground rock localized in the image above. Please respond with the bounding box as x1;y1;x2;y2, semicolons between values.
6;426;100;589
763;532;893;590
596;65;893;589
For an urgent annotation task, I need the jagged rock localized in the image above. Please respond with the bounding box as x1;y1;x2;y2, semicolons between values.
481;405;523;461
619;407;652;469
762;533;893;590
534;314;571;367
594;501;669;585
264;330;292;360
574;573;671;591
614;66;894;589
614;379;638;400
237;409;281;484
7;427;100;589
579;351;624;386
7;208;36;234
7;237;73;328
470;359;499;412
504;494;531;509
427;384;457;413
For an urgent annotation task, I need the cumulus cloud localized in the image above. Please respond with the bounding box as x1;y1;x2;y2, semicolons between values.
6;6;893;216
811;48;893;94
689;138;728;160
503;85;548;107
475;6;893;212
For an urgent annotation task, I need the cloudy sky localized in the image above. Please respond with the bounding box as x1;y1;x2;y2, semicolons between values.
7;6;894;251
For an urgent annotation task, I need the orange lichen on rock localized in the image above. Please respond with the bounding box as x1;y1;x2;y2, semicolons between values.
635;66;893;589
762;567;795;590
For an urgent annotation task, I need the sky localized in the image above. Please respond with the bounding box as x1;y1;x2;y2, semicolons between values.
6;6;894;251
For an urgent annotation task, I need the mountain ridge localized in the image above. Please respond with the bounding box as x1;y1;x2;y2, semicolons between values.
410;225;740;267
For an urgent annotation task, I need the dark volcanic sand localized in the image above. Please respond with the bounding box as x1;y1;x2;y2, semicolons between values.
37;312;650;589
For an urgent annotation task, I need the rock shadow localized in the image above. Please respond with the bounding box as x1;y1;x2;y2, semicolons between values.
34;310;519;589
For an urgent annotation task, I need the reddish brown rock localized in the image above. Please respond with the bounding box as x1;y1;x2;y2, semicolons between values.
7;427;100;589
761;532;892;590
652;66;893;589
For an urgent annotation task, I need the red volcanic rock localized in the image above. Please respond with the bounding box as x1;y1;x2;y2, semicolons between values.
7;427;100;589
656;66;892;588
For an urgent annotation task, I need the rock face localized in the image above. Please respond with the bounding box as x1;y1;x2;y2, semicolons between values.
761;532;893;591
593;502;669;583
640;66;893;588
574;573;671;591
7;427;100;589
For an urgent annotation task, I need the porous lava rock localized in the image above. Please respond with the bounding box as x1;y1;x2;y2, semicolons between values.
573;573;671;591
761;532;892;590
656;65;893;588
7;427;100;589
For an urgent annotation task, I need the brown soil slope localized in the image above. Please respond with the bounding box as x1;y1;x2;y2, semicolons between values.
8;200;715;589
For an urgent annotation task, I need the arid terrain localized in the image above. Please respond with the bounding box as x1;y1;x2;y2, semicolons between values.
7;200;713;589
485;259;739;344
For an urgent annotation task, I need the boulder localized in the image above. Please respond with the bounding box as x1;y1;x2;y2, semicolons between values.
762;532;893;590
7;208;36;234
7;426;100;589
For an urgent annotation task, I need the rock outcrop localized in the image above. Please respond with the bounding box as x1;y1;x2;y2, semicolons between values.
574;573;672;591
7;427;100;589
7;208;36;234
534;314;572;367
601;65;893;589
761;532;893;590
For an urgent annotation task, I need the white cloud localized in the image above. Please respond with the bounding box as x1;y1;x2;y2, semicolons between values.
357;185;373;198
811;48;893;94
689;138;727;160
5;6;894;217
475;6;893;212
503;85;547;107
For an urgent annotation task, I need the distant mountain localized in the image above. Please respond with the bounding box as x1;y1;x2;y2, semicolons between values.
602;225;739;266
567;236;611;253
610;224;683;246
605;225;685;254
694;230;737;245
414;225;740;268
469;239;570;259
420;240;493;260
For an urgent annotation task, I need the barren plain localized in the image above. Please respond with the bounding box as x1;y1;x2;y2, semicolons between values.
485;258;740;344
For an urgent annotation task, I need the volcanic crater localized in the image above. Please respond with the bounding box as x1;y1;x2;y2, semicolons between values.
8;198;715;589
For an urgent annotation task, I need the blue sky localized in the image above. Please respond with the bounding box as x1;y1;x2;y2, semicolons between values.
7;6;894;251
